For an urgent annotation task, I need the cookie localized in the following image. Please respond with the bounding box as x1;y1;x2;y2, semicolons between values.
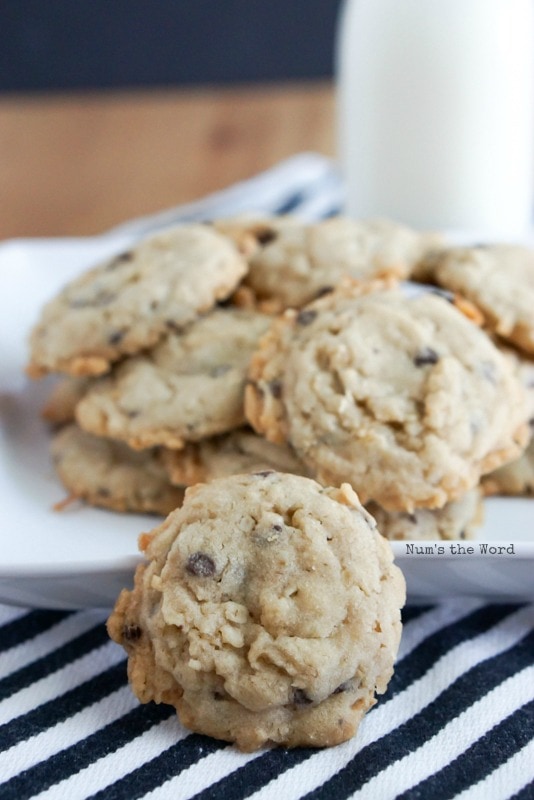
75;308;271;450
482;436;534;496
367;488;483;541
223;215;441;310
27;224;249;378
107;472;405;750
160;427;309;486
498;343;534;417
413;244;534;355
246;281;529;512
51;424;184;515
481;345;534;496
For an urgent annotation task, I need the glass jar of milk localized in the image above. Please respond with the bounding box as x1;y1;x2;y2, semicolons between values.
335;0;534;237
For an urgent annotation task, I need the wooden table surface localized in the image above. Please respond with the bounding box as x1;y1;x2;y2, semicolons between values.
0;81;335;241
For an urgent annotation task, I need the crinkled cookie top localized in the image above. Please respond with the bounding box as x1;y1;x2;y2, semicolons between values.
246;282;529;511
107;472;405;750
28;224;249;377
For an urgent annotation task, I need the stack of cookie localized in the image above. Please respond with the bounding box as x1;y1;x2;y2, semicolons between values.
28;216;532;538
413;243;534;500
26;216;534;750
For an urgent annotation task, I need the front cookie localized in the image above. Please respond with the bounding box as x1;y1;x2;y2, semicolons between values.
107;472;405;750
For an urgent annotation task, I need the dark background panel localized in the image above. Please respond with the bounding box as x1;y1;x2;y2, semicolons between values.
0;0;343;93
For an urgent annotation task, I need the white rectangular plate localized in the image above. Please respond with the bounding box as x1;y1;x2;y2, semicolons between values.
0;236;533;609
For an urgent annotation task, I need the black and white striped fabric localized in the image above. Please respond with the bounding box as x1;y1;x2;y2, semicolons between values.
1;154;533;799
1;601;533;799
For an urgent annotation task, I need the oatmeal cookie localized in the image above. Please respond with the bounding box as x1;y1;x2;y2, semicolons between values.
107;472;405;750
482;436;534;496
481;345;534;496
413;244;534;355
368;488;483;541
160;427;309;486
51;424;184;515
246;281;529;511
27;224;249;378
75;308;271;450
224;215;441;310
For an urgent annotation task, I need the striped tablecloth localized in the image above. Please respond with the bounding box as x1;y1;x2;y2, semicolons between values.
1;154;533;799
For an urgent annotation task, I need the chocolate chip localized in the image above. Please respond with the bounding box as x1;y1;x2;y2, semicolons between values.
413;347;439;367
105;251;134;271
108;330;124;345
315;285;334;299
97;487;111;497
122;624;142;641
256;228;278;246
291;688;313;705
165;319;181;332
186;552;216;577
296;309;317;326
253;470;274;477
269;379;283;398
332;680;352;695
272;524;283;532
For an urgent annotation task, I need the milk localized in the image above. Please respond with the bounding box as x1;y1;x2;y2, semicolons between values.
335;0;534;236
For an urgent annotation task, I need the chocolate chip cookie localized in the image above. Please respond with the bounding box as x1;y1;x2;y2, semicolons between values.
107;472;405;750
228;215;441;310
27;224;249;378
482;437;534;496
51;424;184;515
367;488;483;540
414;243;534;355
481;344;534;495
160;427;309;486
75;308;271;450
246;281;529;511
